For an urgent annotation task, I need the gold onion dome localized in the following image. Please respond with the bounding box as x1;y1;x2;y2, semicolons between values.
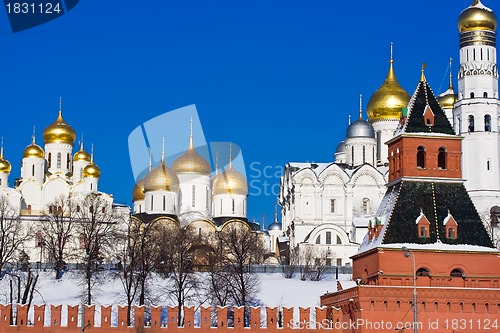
437;64;457;109
0;148;11;174
171;123;211;175
23;139;45;159
458;0;497;33
83;163;101;178
74;144;91;162
144;161;180;192
132;177;146;201
367;60;411;122
43;110;76;145
212;165;248;196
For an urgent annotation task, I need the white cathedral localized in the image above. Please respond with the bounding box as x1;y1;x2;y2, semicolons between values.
278;0;500;265
0;102;128;263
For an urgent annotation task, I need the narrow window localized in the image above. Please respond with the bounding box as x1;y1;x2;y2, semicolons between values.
466;49;469;61
447;228;455;239
336;258;342;266
48;153;52;168
326;231;332;244
150;196;153;211
90;183;93;191
163;195;166;211
438;147;447;169
485;114;491;132
192;185;196;207
232;199;235;213
484;92;488;98
28;204;31;211
330;199;335;213
351;146;354;165
57;152;61;168
420;226;427;237
468;115;475;132
473;48;476;60
315;235;321;244
336;235;342;244
66;153;71;169
220;199;222;214
487;160;491;171
417;146;426;168
481;48;483;60
32;164;35;177
362;198;370;214
326;258;332;266
376;131;381;162
362;146;366;164
470;92;475;99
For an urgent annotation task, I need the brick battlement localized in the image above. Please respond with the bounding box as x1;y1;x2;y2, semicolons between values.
0;304;341;332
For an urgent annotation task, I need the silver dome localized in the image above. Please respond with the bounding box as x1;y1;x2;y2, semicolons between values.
346;118;375;139
268;221;282;231
335;140;346;154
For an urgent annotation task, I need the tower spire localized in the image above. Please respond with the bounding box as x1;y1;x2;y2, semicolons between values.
390;42;393;63
91;143;94;163
359;94;363;119
80;133;84;150
274;200;279;222
448;57;453;89
59;96;62;116
1;137;4;158
215;152;219;175
189;117;193;149
348;114;351;125
229;142;233;168
420;62;427;82
149;147;152;171
161;137;165;163
32;126;36;144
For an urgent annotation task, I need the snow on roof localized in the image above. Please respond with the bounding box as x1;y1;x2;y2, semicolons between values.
377;242;500;253
352;217;371;227
338;280;357;290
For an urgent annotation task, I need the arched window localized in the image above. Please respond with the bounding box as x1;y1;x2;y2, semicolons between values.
57;152;61;168
351;146;354;165
325;231;332;244
447;228;455;239
484;92;488;98
468;115;475;132
362;146;366;164
416;267;431;276
90;183;93;191
485;114;491;132
362;198;370;214
330;199;335;213
470;92;475;99
417;146;426;168
48;153;52;168
66;153;71;169
192;185;196;207
336;235;342;244
232;199;235;213
162;195;166;211
450;268;464;278
150;196;153;211
32;164;35;177
315;235;321;244
438;147;447;169
420;226;427;237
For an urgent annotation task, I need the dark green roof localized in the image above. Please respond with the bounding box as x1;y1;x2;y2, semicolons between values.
382;181;493;247
404;81;455;135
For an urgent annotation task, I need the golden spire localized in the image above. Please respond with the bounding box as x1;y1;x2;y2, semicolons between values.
359;94;363;119
90;143;94;163
161;137;165;163
215;152;219;175
448;57;453;89
189;117;193;149
32;126;36;144
148;147;152;172
80;133;84;150
420;62;427;82
0;137;4;158
390;41;393;64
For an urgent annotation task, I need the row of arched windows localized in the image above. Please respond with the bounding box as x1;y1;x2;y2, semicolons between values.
416;146;447;169
468;114;492;132
46;152;72;169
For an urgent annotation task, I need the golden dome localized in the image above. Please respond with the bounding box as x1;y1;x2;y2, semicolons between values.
74;144;91;162
83;163;101;178
23;141;45;158
132;177;146;201
144;161;180;192
458;0;497;33
0;148;11;174
212;165;248;196
43;110;76;145
172;130;211;174
367;60;411;122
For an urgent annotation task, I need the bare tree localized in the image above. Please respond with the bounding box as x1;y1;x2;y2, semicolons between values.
41;196;77;279
219;224;265;308
76;193;121;305
297;245;314;281
156;224;199;326
0;196;31;275
308;247;331;281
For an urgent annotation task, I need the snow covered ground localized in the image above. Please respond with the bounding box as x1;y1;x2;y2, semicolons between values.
0;271;350;309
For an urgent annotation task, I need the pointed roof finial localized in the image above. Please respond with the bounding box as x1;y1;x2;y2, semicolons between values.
189;117;194;149
79;133;85;150
59;96;62;116
229;142;233;168
359;94;363;119
90;143;94;163
148;147;153;171
274;200;279;222
161;137;165;163
420;62;427;82
448;57;453;89
1;137;4;158
215;152;219;175
390;42;394;63
348;114;351;125
32;126;36;144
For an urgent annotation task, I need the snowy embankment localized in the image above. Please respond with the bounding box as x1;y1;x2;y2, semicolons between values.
0;271;350;308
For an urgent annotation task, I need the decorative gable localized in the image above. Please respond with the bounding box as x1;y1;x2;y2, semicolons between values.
423;105;435;126
443;212;458;239
416;210;431;238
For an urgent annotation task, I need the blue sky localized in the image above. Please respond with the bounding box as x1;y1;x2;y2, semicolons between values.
0;0;490;226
